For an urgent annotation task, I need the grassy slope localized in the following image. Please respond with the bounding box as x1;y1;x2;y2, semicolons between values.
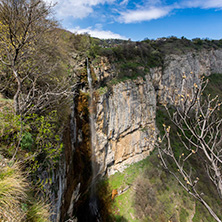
109;152;220;222
109;152;221;222
107;74;222;222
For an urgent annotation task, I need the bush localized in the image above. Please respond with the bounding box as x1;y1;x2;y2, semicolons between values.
0;108;63;169
134;177;157;219
21;132;34;151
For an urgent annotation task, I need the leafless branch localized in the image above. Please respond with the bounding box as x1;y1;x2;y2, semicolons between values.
158;76;222;222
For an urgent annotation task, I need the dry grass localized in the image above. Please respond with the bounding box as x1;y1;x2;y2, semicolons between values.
26;200;51;222
0;160;51;222
0;161;27;221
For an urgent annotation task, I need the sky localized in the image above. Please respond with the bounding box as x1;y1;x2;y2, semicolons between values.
45;0;222;41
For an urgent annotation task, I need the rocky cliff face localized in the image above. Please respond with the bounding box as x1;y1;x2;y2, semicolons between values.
151;49;222;104
93;76;156;175
91;48;222;175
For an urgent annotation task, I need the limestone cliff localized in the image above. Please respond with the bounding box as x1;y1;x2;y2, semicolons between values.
94;76;156;175
151;49;222;103
90;48;222;176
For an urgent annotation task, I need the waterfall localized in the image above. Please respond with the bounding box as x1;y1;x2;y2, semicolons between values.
87;57;97;186
86;58;101;222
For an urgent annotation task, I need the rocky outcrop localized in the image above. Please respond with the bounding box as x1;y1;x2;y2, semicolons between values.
93;76;156;175
92;56;116;83
151;49;222;104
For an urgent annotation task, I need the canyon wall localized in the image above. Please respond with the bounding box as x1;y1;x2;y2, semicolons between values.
151;49;222;103
92;49;222;175
94;76;156;175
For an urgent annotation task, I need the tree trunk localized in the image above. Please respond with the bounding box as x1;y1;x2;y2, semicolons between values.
212;161;222;198
13;69;21;115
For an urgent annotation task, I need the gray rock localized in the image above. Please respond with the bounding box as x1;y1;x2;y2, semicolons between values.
93;76;157;175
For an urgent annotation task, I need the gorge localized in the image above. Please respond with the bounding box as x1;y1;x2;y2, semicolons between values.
53;44;222;221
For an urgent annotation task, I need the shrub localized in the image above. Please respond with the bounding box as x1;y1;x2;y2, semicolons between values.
134;176;157;219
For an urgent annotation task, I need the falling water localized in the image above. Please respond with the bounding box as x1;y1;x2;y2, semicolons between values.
87;57;97;186
86;58;101;222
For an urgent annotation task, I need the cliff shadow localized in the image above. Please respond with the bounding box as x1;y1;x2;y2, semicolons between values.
74;175;128;222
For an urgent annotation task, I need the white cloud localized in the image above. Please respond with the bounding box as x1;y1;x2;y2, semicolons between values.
44;0;116;19
117;0;222;24
69;26;127;39
199;0;222;9
45;0;222;27
180;0;222;9
120;0;129;5
119;6;171;23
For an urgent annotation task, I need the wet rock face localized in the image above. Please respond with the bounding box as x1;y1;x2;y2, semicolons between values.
94;76;156;175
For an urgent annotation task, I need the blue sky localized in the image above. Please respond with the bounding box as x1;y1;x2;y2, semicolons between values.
45;0;222;40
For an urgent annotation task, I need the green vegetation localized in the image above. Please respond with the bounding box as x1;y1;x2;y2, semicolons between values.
108;152;221;222
86;36;222;86
204;73;222;98
0;102;63;190
180;207;189;222
0;102;61;220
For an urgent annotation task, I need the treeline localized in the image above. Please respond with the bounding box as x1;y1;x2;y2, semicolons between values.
90;36;222;58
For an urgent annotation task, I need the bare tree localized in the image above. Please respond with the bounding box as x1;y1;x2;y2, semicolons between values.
158;76;222;222
0;0;75;116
